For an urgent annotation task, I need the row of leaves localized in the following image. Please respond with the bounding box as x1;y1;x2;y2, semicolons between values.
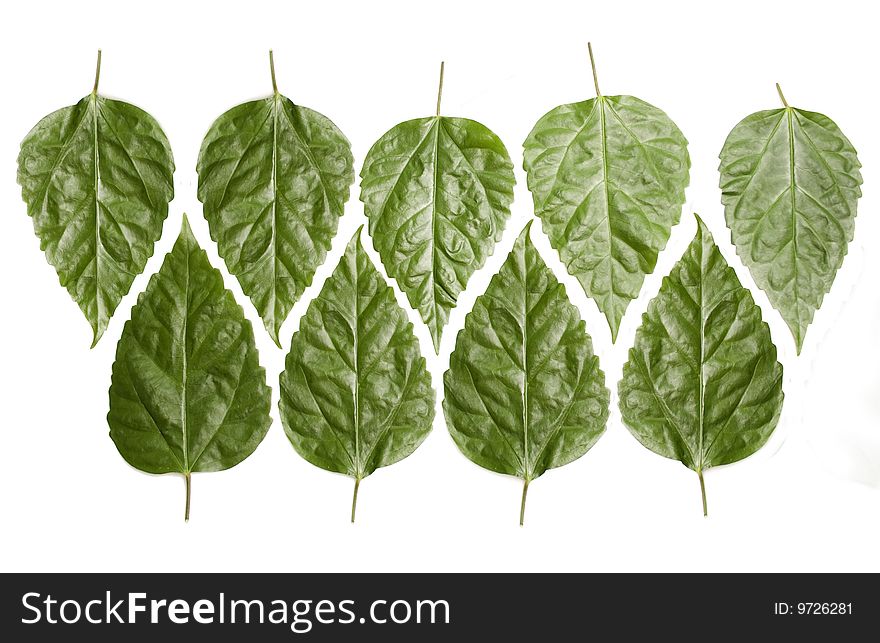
106;213;781;523
17;49;861;522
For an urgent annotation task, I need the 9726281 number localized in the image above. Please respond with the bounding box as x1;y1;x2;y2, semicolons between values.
773;603;852;615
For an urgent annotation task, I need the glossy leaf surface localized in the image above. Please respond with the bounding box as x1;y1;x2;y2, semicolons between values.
618;216;784;514
719;96;862;353
197;62;354;346
443;222;609;524
17;60;174;346
360;115;515;352
279;229;434;521
523;95;689;341
108;216;272;520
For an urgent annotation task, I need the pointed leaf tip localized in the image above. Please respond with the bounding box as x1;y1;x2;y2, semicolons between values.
516;220;534;246
692;213;713;243
349;224;365;245
179;213;193;236
346;226;366;256
609;324;619;344
176;214;198;253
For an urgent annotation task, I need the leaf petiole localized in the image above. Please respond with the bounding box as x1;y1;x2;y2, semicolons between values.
588;42;601;97
519;478;530;526
698;469;707;517
775;82;789;108
184;471;191;522
269;50;278;95
351;477;361;523
435;61;444;116
92;49;102;96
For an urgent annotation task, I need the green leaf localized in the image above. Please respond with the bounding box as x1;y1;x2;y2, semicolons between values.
197;52;354;347
279;228;435;522
523;48;689;342
17;51;174;346
618;215;784;515
718;86;863;353
108;216;272;521
443;222;609;525
360;65;515;352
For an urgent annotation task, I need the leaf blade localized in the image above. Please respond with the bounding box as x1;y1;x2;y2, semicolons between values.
443;222;609;521
360;116;515;351
523;95;690;340
618;216;784;511
279;228;435;516
17;95;174;344
719;105;862;352
108;217;272;485
197;95;354;346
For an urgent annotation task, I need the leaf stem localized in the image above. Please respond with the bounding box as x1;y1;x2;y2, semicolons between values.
588;42;601;97
519;478;530;526
351;477;361;523
698;469;707;517
776;82;789;108
92;49;102;96
269;50;278;95
436;61;445;116
184;472;191;522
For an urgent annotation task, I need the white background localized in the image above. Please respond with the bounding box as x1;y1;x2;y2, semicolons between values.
1;0;878;573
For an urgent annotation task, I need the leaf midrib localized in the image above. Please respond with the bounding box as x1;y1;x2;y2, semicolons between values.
269;94;280;334
696;231;706;472
92;95;103;333
521;239;530;481
598;97;613;321
353;243;361;478
785;107;801;344
180;237;190;473
430;117;442;345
